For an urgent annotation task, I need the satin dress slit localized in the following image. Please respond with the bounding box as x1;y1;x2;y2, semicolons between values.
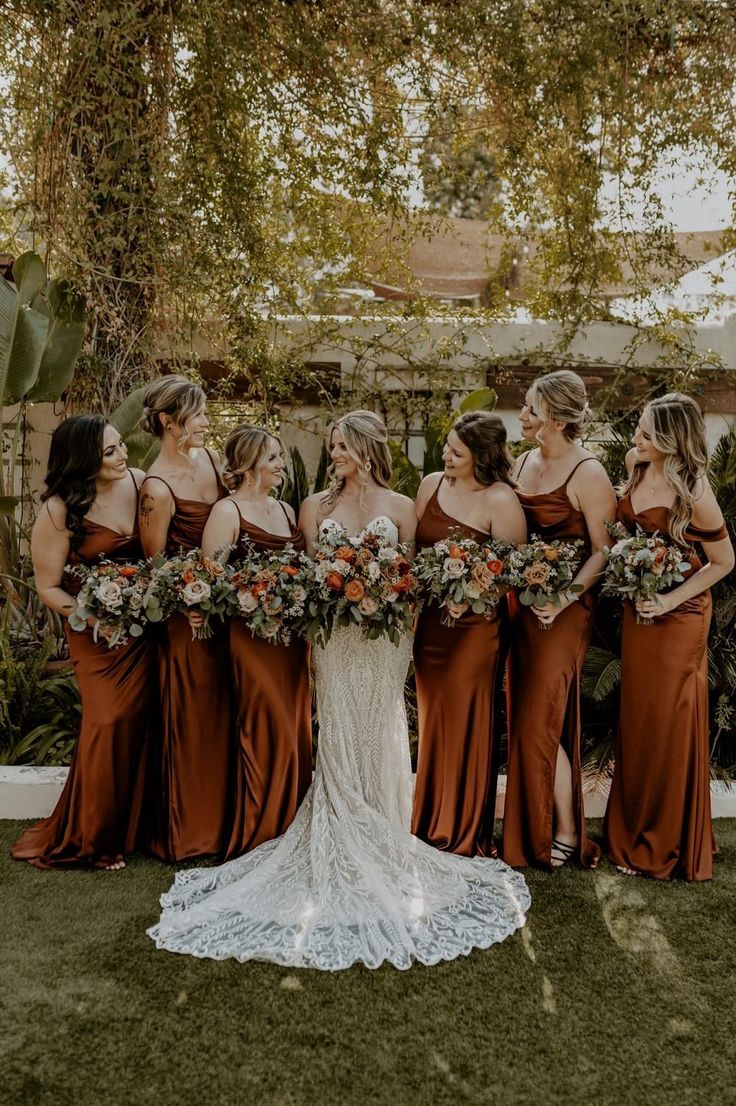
141;452;234;861
12;482;156;869
412;479;507;857
502;455;601;869
604;494;727;881
225;503;312;859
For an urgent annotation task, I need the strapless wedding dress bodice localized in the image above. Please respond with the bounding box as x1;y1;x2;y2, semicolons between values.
148;517;529;970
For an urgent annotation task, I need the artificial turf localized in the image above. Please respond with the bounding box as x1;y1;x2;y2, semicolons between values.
2;819;735;1106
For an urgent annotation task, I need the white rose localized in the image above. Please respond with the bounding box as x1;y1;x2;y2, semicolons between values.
443;557;466;579
378;547;399;563
182;579;211;606
333;558;352;576
290;586;307;605
466;581;482;600
96;580;123;610
238;590;259;613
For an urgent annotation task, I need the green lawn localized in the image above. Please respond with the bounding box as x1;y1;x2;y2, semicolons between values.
2;819;735;1106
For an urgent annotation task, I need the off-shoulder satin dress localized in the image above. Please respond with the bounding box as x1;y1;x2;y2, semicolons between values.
225;503;312;860
142;454;234;861
502;455;601;869
604;494;728;881
12;502;156;868
411;478;507;857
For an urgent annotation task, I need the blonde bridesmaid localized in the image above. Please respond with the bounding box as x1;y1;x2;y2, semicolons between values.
412;412;527;857
201;425;312;860
138;376;234;861
13;416;155;870
503;370;616;870
605;394;733;881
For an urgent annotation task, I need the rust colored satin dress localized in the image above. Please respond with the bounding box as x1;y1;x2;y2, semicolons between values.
411;479;507;857
225;504;312;859
502;455;601;869
604;495;728;881
12;511;155;869
142;458;234;861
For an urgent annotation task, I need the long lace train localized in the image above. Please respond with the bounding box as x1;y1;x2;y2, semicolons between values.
148;520;530;970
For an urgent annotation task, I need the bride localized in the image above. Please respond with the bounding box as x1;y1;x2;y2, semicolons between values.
148;410;530;970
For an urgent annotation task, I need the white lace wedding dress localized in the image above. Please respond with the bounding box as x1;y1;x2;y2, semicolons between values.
148;517;530;970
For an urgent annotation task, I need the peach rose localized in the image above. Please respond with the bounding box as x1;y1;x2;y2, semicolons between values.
523;562;551;587
358;596;379;616
542;546;560;562
445;599;470;619
334;546;356;563
345;579;365;602
448;544;467;560
281;564;300;576
471;562;494;590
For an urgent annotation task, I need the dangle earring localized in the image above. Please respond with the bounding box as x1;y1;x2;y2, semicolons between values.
364;460;372;472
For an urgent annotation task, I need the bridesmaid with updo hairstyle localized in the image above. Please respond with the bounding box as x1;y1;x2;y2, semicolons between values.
201;424;312;859
13;416;155;869
503;369;617;870
412;412;527;857
605;394;733;881
138;375;234;861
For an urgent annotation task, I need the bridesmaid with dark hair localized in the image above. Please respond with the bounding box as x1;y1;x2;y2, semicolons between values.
412;412;527;857
605;394;733;881
138;376;234;861
12;416;155;870
201;424;312;859
503;370;616;870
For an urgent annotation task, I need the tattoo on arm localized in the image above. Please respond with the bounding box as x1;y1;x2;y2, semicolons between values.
139;492;155;527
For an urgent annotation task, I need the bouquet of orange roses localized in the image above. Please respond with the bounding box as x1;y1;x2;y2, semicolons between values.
413;532;512;626
148;550;232;640
303;523;417;646
67;559;157;647
602;521;692;625
507;537;584;629
225;542;309;645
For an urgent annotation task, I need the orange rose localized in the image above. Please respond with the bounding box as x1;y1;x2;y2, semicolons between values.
344;579;365;602
486;559;503;576
118;565;138;578
334;546;356;563
281;564;300;576
391;575;412;593
448;544;467;560
542;546;560;562
325;572;344;591
252;581;269;596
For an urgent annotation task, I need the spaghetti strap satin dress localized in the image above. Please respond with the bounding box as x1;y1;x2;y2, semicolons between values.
503;455;601;869
142;453;235;861
12;501;156;868
225;504;312;859
604;495;727;881
411;479;507;857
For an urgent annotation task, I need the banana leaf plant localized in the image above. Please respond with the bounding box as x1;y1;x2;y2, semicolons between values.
0;251;86;644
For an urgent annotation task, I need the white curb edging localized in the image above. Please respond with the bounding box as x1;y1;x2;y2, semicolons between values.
2;766;735;820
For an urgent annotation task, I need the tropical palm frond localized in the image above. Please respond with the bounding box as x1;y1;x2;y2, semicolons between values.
581;645;622;702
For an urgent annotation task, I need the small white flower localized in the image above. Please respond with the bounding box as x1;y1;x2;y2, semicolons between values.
366;561;381;583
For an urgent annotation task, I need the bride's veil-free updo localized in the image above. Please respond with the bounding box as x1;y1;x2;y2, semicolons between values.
452;411;514;487
319;410;393;519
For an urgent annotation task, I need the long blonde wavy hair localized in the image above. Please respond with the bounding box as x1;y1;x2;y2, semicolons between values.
622;393;708;545
318;410;392;519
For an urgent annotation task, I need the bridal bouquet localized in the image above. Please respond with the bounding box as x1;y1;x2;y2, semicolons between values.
602;522;692;625
226;543;309;645
148;550;232;640
303;525;417;646
413;533;512;626
67;560;157;647
507;537;585;629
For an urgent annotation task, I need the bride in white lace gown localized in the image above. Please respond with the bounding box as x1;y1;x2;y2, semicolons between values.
148;412;530;970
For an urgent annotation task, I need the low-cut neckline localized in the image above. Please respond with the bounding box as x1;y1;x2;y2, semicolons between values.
234;500;293;539
432;479;490;538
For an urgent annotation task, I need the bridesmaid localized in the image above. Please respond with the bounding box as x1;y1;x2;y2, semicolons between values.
12;416;155;870
412;412;527;857
138;376;234;861
503;370;616;870
201;424;312;859
605;394;733;881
